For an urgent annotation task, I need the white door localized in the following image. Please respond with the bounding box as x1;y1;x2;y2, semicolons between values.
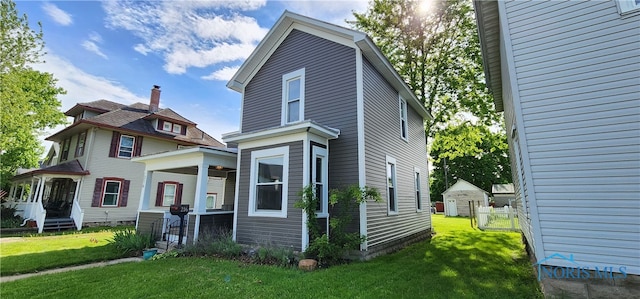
446;199;458;216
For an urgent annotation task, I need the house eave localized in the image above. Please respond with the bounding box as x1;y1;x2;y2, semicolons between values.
132;146;237;163
222;120;340;144
474;0;504;112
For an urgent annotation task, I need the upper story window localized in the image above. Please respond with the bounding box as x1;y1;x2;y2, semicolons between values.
399;97;408;141
386;155;398;215
74;113;82;123
118;135;135;158
618;0;640;14
159;120;185;135
249;146;289;218
75;131;87;157
60;138;71;161
282;68;305;125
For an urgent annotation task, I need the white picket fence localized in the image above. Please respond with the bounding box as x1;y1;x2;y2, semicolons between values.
477;206;519;231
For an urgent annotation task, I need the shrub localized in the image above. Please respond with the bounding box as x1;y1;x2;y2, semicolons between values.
109;229;155;257
183;229;243;258
0;205;23;228
253;245;296;267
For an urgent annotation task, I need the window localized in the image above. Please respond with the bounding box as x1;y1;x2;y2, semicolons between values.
249;146;289;218
282;69;305;125
312;146;328;216
172;124;182;134
618;0;640;14
415;167;422;211
399;97;408;141
160;120;185;135
163;121;172;131
163;183;177;206
60;138;71;161
102;180;121;207
118;135;135;158
386;156;398;214
206;193;217;209
75;131;87;157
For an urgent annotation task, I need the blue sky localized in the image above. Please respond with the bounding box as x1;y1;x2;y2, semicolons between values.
15;0;368;148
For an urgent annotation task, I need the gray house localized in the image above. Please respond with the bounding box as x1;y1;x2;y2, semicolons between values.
222;11;432;256
475;0;639;292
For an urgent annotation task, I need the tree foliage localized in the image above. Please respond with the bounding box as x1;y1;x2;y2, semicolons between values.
429;122;511;202
0;0;66;189
352;0;498;137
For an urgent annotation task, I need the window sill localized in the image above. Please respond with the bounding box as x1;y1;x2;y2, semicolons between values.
248;211;287;218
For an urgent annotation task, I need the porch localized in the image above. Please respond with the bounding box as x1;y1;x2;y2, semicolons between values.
4;161;89;233
132;146;237;245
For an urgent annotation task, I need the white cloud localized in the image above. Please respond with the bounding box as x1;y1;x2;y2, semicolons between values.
88;32;103;43
42;3;73;26
102;1;268;76
201;66;240;81
282;0;369;25
82;41;108;59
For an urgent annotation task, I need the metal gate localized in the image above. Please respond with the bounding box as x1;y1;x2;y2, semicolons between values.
476;206;520;231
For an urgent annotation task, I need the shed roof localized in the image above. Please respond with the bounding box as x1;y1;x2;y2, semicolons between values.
442;179;490;196
492;183;514;195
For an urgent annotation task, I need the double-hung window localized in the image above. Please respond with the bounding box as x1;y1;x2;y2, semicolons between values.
414;167;422;211
163;183;177;206
312;146;328;216
102;180;121;207
399;97;408;141
282;69;305;125
61;138;71;161
249;146;289;218
118;135;135;158
206;193;217;209
75;131;87;157
386;156;398;215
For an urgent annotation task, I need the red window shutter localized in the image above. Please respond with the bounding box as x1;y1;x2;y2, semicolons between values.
134;136;143;157
176;183;184;205
181;126;187;135
119;180;130;207
155;182;164;206
158;120;164;130
109;132;121;157
92;178;104;207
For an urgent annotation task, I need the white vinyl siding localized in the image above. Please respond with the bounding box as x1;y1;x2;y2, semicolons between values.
503;0;640;274
281;69;305;125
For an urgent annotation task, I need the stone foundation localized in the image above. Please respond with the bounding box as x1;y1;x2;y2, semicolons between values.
353;229;433;261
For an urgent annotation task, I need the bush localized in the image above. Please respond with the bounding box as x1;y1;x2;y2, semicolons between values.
183;229;243;258
109;229;155;257
253;245;296;267
1;205;23;228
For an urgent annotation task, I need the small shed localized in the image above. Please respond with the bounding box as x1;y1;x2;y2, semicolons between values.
492;183;515;207
442;179;489;217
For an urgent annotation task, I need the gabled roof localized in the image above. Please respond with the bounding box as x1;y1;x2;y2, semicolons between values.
227;11;431;120
65;99;126;116
12;160;90;181
474;1;503;111
492;183;514;194
442;179;490;195
48;100;223;147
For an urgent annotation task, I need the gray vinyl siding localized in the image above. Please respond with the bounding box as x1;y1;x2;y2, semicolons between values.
362;57;430;248
242;29;359;189
137;212;164;237
504;1;640;274
235;141;304;250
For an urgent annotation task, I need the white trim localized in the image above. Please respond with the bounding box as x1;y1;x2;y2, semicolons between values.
302;137;310;250
356;48;368;250
312;146;328;217
248;146;290;218
223;120;339;145
414;167;423;212
617;0;640;15
281;68;305;126
232;149;241;241
101;180;121;207
385;155;398;215
399;96;409;142
117;135;135;159
498;1;545;261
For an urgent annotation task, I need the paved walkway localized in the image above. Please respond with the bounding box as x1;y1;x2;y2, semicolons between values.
0;257;143;283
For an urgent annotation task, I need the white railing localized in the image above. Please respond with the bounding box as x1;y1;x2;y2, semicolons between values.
34;201;47;233
71;200;84;231
477;206;519;231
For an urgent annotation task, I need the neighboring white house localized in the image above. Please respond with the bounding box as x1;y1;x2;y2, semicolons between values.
492;183;514;207
442;179;489;217
474;0;639;290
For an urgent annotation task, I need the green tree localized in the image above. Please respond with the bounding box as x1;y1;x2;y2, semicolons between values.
352;0;498;138
0;0;66;189
429;122;511;202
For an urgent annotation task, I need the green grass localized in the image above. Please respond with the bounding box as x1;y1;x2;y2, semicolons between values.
0;230;124;275
0;215;541;298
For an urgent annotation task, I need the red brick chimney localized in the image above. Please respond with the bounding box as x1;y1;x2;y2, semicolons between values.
149;85;161;113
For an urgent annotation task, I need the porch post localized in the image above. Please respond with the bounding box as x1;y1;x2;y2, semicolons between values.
136;170;153;230
192;163;209;243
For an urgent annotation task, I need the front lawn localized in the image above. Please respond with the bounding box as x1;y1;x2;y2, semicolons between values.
0;230;124;275
0;215;541;298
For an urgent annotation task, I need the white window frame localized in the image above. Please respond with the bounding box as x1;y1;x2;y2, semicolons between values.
617;0;640;15
386;155;398;215
172;124;182;134
399;96;409;141
102;180;121;207
281;68;305;125
206;193;218;209
162;183;177;206
163;121;173;131
414;167;423;212
312;146;328;217
117;135;135;159
248;146;290;218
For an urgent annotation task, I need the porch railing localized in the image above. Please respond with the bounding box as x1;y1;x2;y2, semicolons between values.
149;217;188;251
70;200;84;231
33;201;47;233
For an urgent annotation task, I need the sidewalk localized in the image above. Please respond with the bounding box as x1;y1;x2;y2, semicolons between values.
0;257;143;283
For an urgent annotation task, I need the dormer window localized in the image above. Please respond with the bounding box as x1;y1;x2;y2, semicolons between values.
158;120;185;135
